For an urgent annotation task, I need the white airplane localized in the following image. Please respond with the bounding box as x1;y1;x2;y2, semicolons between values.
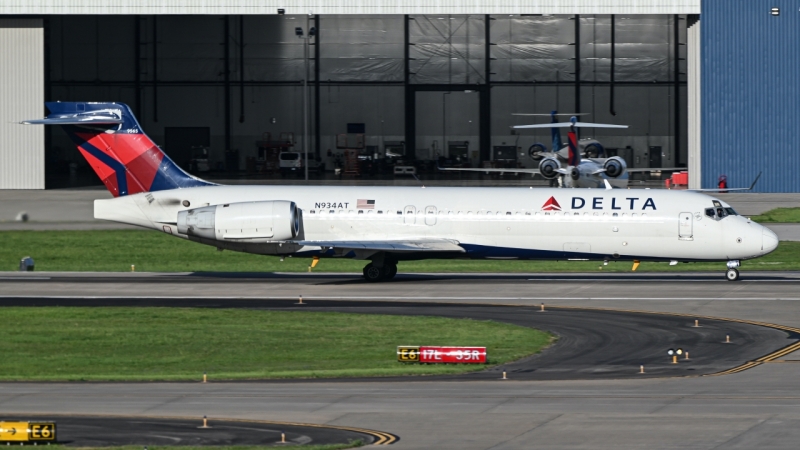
440;111;679;188
23;102;778;282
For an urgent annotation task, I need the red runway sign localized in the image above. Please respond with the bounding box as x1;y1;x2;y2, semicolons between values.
418;346;487;364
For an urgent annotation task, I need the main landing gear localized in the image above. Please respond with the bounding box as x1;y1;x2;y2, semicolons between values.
363;262;398;282
726;260;741;281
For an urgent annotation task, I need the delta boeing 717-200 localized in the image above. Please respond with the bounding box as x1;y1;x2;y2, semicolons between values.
22;102;777;282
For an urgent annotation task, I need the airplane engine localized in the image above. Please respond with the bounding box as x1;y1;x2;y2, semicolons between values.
603;156;627;178
538;157;561;179
177;200;300;242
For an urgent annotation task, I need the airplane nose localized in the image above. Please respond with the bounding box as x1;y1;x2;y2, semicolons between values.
762;227;779;254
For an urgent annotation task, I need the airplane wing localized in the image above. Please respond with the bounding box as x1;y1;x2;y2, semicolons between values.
685;172;763;192
513;122;628;129
294;239;465;253
626;167;683;172
438;166;541;175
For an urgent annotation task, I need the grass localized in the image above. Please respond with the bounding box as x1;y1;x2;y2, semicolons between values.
0;230;798;273
750;207;800;223
0;308;552;381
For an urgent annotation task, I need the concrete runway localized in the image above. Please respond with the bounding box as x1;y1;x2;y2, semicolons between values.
4;273;800;448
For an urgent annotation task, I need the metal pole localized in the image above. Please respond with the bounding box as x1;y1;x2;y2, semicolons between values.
224;16;231;153
574;14;581;115
304;15;309;181
674;14;681;166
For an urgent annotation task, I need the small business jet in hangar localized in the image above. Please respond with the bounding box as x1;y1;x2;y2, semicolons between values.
23;102;777;282
439;111;679;188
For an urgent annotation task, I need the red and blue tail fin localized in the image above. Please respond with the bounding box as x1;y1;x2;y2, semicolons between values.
23;102;213;197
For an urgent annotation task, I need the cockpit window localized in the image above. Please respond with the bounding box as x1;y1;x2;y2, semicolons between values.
716;208;727;218
725;207;738;216
705;208;716;218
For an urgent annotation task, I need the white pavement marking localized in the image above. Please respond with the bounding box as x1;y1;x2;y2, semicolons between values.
3;295;800;301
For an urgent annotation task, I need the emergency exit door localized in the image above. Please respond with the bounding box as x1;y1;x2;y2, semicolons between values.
425;206;437;225
679;212;693;240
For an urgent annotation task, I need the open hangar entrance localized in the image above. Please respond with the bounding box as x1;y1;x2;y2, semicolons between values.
1;6;695;189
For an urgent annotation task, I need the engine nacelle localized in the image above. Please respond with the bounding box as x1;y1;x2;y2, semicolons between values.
538;157;561;180
603;156;627;178
177;200;300;242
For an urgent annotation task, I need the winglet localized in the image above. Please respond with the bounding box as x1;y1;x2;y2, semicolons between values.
749;171;763;190
603;179;613;190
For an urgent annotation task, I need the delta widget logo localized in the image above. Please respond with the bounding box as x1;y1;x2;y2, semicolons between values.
541;196;561;211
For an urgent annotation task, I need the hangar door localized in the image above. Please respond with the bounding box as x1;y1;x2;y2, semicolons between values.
0;19;44;189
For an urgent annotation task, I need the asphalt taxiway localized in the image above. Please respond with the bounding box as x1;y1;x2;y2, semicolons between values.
4;272;800;449
11;415;389;447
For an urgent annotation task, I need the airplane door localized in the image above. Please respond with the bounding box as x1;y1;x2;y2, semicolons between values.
404;205;416;224
679;212;693;240
425;206;437;226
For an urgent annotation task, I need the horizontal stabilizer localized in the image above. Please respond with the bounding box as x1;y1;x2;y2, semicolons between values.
438;166;540;175
21;116;123;125
513;122;628;129
294;239;465;253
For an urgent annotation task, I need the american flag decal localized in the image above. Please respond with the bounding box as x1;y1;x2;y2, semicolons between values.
357;199;375;209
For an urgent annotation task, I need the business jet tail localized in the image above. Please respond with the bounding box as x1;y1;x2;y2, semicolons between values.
22;102;213;197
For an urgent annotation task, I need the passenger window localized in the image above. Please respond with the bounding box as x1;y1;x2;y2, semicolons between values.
310;210;316;214
358;210;364;214
613;213;618;217
397;211;402;215
506;212;512;215
378;210;383;214
330;210;335;214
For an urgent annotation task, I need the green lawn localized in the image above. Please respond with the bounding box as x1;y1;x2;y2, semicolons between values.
750;207;800;223
0;308;552;381
0;230;798;273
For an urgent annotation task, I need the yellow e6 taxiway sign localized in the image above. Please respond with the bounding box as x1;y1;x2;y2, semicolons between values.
397;346;420;362
0;422;56;442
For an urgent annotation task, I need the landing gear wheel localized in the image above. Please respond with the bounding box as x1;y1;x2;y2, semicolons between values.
726;268;740;281
363;263;385;282
385;263;398;280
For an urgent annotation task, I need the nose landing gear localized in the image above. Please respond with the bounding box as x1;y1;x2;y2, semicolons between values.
726;260;741;281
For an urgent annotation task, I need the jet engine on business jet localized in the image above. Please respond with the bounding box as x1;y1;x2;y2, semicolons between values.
603;156;627;178
177;200;300;242
538;157;561;179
